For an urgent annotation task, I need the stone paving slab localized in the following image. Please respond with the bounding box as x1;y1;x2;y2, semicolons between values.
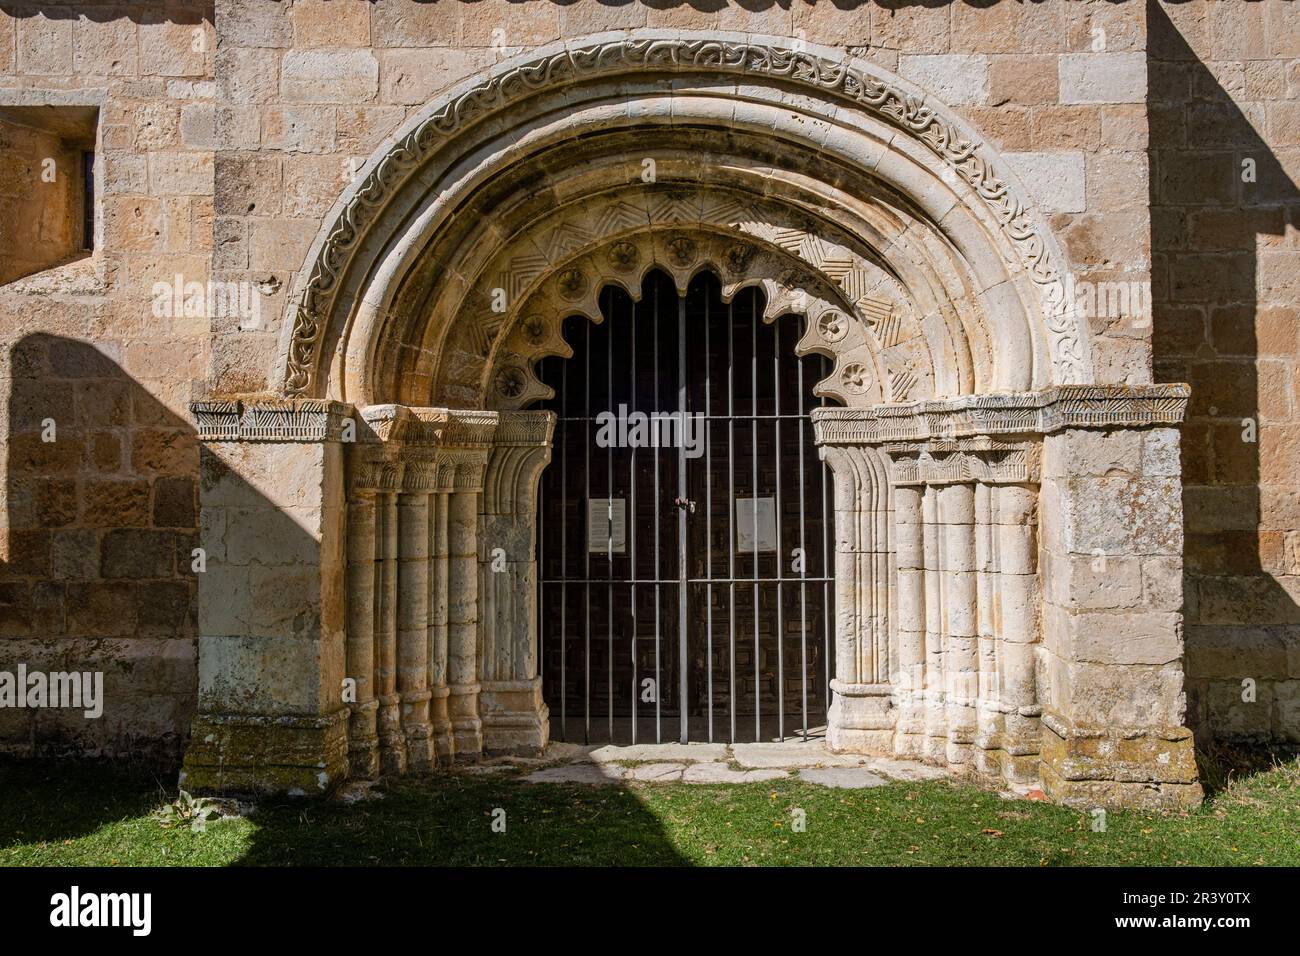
624;762;686;782
589;743;729;764
863;757;949;781
522;763;624;785
798;767;888;789
731;741;870;769
682;763;789;784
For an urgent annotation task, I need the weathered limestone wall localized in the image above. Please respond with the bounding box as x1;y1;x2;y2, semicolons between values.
0;3;214;760
1149;0;1300;744
1;0;1294;776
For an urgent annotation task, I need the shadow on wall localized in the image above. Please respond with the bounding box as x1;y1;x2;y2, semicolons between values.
1148;2;1300;746
0;334;198;763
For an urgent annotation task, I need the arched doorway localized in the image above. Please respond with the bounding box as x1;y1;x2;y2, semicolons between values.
185;32;1202;807
534;269;835;745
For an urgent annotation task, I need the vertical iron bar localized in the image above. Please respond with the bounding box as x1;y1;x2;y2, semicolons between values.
797;351;809;741
653;278;662;743
560;355;568;741
677;290;689;745
751;291;760;742
727;291;736;744
630;287;638;745
584;317;591;744
704;283;714;743
822;389;830;720
606;289;614;743
774;317;784;742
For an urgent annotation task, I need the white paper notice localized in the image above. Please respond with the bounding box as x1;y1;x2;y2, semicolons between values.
587;498;626;554
736;496;777;552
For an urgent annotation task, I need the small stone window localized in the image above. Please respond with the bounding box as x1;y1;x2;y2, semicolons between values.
0;104;99;285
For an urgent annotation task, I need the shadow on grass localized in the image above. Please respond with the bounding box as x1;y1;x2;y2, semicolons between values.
237;772;690;866
0;757;176;848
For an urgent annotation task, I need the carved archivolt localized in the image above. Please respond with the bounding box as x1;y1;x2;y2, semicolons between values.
274;30;1094;406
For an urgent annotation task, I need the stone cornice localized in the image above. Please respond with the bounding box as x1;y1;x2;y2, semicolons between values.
191;399;355;442
357;405;500;446
812;385;1190;446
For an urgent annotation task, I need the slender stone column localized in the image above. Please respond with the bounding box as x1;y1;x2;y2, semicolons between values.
447;483;483;758
939;483;978;764
428;491;453;763
397;469;434;770
893;484;926;757
994;483;1041;783
376;471;405;775
921;484;947;761
972;481;1002;775
344;474;380;779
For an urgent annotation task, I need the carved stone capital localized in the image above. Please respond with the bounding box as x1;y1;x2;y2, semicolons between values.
881;437;1041;486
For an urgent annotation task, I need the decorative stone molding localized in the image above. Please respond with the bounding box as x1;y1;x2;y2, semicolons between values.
812;385;1190;446
277;30;1092;402
192;398;355;442
882;438;1041;486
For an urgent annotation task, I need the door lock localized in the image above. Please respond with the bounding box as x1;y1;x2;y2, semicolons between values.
673;497;696;514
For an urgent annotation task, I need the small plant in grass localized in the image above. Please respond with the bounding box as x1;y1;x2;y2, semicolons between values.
152;790;223;833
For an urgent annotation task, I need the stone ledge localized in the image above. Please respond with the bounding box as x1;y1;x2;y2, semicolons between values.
192;398;355;443
813;385;1191;446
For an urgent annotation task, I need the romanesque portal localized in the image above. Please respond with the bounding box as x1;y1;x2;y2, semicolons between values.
182;33;1200;808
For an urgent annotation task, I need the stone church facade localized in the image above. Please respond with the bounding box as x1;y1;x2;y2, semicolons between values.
1;1;1296;809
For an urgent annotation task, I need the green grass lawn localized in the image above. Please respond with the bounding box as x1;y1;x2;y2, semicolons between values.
2;755;1296;867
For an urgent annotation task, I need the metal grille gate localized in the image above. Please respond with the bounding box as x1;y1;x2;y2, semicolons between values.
535;269;835;745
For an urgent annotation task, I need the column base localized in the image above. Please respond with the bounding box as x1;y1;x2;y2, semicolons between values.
449;682;482;760
827;681;895;754
377;694;407;775
347;699;380;780
480;679;550;754
180;710;349;796
1039;712;1204;809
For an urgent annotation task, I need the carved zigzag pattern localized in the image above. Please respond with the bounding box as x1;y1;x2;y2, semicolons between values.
888;367;918;402
650;195;698;223
499;253;548;300
547;222;594;258
799;236;855;281
596;201;647;235
464;313;505;357
700;196;757;227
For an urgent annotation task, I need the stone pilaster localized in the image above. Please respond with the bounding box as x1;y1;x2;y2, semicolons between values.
181;399;354;795
478;411;555;754
1038;424;1203;808
819;443;895;754
815;385;1199;807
